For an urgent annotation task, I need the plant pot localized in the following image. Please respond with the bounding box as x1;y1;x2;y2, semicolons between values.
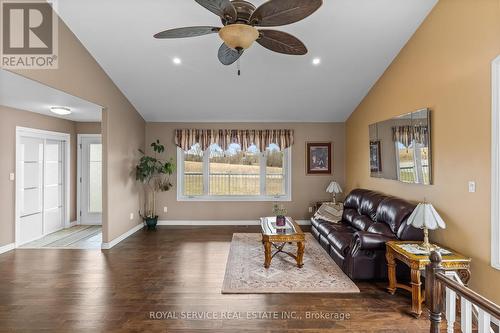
144;216;158;230
276;215;286;227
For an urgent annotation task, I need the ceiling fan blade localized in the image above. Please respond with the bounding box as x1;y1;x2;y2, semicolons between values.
250;0;323;27
195;0;237;22
154;26;220;39
218;43;243;65
257;30;307;55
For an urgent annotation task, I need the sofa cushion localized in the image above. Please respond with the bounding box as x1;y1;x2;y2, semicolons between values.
328;223;357;233
317;222;336;237
327;232;354;257
342;208;359;225
351;215;374;231
343;189;371;210
359;192;388;221
376;197;416;234
367;222;395;238
311;218;327;229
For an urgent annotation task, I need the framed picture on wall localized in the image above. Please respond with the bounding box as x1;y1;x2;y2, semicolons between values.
306;142;332;175
370;140;382;173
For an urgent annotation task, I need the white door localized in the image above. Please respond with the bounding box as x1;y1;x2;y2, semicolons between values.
79;136;102;225
17;135;66;245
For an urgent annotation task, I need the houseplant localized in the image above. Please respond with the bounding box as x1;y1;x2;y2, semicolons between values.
135;140;175;229
272;203;287;227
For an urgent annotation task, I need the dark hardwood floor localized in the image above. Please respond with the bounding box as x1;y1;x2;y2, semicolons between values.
0;226;434;332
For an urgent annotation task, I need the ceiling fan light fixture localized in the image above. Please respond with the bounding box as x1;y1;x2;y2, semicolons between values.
218;24;259;50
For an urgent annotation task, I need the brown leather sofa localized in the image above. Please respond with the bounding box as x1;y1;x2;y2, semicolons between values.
311;188;424;280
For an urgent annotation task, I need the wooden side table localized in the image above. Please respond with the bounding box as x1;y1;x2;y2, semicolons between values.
385;241;471;317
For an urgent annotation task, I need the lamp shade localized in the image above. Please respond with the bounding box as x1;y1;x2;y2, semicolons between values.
326;181;342;194
406;203;446;230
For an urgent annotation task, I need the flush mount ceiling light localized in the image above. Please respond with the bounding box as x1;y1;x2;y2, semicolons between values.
154;0;323;70
172;57;182;65
312;57;321;65
50;107;72;115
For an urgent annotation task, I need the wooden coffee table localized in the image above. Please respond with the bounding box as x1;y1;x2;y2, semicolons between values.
260;217;305;268
386;240;471;317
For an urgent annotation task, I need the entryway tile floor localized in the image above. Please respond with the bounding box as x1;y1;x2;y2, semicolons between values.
20;225;102;249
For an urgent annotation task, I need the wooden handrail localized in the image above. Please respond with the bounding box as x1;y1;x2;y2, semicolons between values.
435;272;500;319
426;251;500;333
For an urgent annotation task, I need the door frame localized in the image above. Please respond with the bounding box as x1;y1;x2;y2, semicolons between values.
77;134;102;225
15;127;71;247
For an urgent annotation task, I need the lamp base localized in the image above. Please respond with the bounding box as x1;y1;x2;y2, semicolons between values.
420;227;437;253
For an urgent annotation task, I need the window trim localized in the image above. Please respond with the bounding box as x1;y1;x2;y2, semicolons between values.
491;55;500;270
176;146;292;202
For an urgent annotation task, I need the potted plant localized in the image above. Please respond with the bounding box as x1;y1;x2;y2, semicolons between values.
272;203;287;227
135;140;175;229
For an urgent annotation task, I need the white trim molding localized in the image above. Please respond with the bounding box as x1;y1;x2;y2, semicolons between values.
0;243;15;255
157;220;311;226
491;55;500;270
101;223;143;249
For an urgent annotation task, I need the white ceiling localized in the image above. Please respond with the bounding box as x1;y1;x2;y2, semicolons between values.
0;70;102;122
54;0;437;122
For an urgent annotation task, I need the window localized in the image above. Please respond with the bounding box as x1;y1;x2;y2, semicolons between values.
492;55;500;270
395;141;430;184
177;143;291;201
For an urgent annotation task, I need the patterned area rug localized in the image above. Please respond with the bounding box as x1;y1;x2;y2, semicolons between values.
221;233;360;294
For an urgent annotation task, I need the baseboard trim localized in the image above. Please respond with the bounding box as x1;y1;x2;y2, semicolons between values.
101;223;143;250
0;243;15;255
157;220;311;226
69;220;78;227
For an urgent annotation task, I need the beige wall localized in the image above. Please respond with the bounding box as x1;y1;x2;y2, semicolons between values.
0;105;100;247
13;15;145;243
345;0;500;302
146;122;345;220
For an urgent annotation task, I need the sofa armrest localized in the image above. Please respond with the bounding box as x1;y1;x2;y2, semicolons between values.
353;231;395;251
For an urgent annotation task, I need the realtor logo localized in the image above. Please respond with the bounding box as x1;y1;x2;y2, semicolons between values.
1;0;58;69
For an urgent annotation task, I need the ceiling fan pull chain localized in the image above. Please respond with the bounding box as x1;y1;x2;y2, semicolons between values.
237;58;241;76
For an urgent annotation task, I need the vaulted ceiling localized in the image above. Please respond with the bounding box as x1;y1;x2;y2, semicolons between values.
54;0;437;122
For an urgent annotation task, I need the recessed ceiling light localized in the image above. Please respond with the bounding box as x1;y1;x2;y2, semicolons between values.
172;57;182;65
50;107;72;115
312;58;321;66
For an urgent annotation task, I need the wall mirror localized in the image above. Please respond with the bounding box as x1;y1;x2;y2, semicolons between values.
368;108;432;185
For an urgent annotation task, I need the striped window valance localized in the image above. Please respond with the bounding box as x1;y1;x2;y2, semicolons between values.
392;125;429;147
175;129;294;153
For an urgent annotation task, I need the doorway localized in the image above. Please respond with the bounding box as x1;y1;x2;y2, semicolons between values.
78;134;102;225
15;127;70;246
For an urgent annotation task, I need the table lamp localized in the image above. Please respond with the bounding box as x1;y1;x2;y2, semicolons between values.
406;202;446;252
326;181;342;204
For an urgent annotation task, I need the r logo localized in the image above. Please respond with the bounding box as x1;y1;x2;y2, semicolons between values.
2;2;53;54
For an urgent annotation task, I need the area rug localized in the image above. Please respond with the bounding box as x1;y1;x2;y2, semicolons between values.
221;233;360;294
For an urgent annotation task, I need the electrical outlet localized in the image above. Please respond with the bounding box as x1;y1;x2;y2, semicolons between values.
163;206;168;213
129;213;134;220
9;173;15;181
308;207;313;213
468;181;476;193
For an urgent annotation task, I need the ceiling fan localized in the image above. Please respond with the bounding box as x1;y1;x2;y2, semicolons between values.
154;0;323;70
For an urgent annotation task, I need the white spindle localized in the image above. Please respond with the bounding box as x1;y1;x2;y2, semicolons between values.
477;309;491;333
446;287;456;333
461;297;472;333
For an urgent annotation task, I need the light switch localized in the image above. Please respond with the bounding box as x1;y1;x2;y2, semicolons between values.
308;207;313;213
9;173;15;181
163;206;168;213
468;181;476;193
129;213;134;220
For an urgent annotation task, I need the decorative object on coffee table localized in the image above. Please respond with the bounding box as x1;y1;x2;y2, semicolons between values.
306;142;332;175
260;217;305;268
272;203;287;227
406;202;446;253
386;240;471;317
326;180;342;204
